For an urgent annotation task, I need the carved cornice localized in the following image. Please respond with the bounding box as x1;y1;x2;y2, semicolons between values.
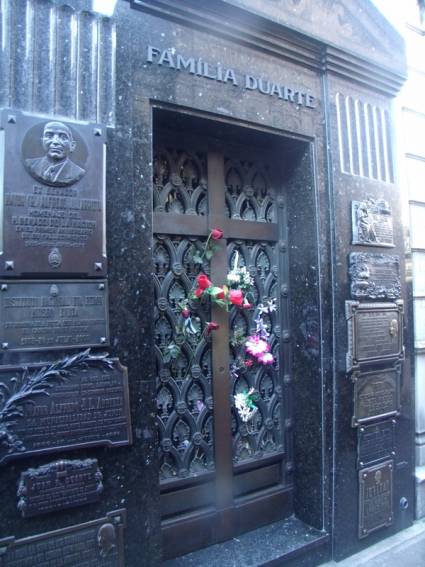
129;0;406;97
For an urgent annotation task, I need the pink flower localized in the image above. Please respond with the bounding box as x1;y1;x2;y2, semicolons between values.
181;308;190;319
245;335;270;358
257;352;274;365
229;289;244;306
244;359;254;368
210;228;223;240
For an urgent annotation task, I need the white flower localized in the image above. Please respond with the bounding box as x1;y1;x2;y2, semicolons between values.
234;389;258;422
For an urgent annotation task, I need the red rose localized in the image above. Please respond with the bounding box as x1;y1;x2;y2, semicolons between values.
194;288;204;298
229;289;244;306
181;308;190;319
210;228;224;240
206;321;220;335
196;274;212;290
242;302;252;309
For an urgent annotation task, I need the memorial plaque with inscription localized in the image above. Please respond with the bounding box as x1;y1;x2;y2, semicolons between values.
0;279;109;351
349;253;401;300
352;199;394;247
346;301;404;372
359;460;393;538
352;366;401;426
0;351;132;465
0;109;106;277
0;509;126;566
17;458;103;518
357;420;396;468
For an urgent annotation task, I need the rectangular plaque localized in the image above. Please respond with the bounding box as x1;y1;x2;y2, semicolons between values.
349;253;400;300
352;366;401;426
346;301;404;372
0;279;109;351
0;109;106;277
359;460;393;538
18;458;103;518
0;353;132;465
0;509;126;566
352;199;394;247
357;420;396;468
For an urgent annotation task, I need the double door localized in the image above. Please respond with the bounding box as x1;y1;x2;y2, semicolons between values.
152;125;292;558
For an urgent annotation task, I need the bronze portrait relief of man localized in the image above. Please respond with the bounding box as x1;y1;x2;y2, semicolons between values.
24;121;86;187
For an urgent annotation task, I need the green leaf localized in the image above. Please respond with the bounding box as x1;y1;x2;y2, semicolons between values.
204;249;214;260
205;286;223;296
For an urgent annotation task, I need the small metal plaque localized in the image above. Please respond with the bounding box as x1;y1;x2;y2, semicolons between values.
0;509;126;565
359;460;393;538
346;301;404;372
357;420;396;468
349;253;401;300
352;367;401;426
0;279;109;351
0;352;132;465
0;109;106;276
352;199;394;247
17;458;103;518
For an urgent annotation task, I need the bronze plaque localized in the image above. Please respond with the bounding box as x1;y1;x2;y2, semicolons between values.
359;460;393;539
346;301;404;371
0;109;106;276
0;352;132;465
349;253;401;300
0;509;126;566
357;420;396;468
352;199;394;247
352;366;401;426
0;279;109;351
17;458;103;518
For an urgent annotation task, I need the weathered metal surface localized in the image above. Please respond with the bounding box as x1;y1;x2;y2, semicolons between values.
17;458;103;518
352;366;401;426
349;253;400;300
346;301;404;371
359;460;393;539
0;279;109;351
357;420;396;468
0;352;132;465
0;110;106;276
352;199;394;247
0;509;126;566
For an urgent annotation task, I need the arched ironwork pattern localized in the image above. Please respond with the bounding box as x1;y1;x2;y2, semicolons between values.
228;240;283;462
154;235;214;479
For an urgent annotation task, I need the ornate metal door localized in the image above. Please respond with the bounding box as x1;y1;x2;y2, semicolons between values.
153;127;292;559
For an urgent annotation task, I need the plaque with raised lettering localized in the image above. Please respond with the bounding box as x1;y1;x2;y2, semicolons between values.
352;199;394;247
359;461;393;538
0;509;126;565
0;109;106;276
18;458;103;518
0;279;109;351
346;301;404;372
0;351;132;465
357;420;396;468
352;367;401;426
349;253;401;300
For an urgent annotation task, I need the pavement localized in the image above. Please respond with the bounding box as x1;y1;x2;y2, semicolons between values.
319;518;425;566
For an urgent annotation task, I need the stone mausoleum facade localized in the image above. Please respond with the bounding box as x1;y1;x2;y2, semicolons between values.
0;1;414;565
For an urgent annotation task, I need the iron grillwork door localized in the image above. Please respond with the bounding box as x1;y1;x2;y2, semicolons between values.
153;128;292;558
